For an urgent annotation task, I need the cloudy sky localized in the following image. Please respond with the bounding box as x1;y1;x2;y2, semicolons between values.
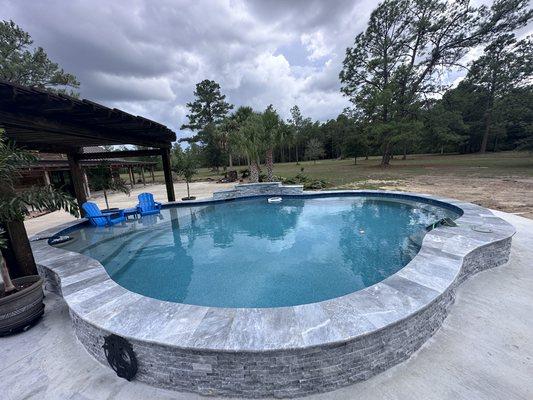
1;0;529;140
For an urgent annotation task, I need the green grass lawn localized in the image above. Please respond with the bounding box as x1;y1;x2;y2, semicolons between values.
123;151;533;187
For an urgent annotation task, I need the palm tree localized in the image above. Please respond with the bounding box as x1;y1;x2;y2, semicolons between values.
226;106;254;168
0;130;79;293
262;105;281;182
233;113;265;183
217;117;237;168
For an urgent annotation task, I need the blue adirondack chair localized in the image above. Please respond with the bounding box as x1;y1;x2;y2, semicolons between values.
137;193;162;216
82;202;126;227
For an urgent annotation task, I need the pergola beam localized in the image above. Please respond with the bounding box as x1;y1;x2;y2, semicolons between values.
0;111;172;148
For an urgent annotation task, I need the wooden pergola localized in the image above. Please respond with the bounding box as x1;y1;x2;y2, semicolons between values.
0;79;177;207
0;80;179;278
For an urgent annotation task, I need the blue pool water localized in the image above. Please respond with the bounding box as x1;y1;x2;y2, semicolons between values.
58;196;459;308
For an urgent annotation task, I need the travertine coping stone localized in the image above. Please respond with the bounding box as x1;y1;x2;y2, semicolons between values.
31;185;515;398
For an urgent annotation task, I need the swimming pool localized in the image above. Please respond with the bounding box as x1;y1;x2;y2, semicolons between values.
58;196;459;308
34;186;514;397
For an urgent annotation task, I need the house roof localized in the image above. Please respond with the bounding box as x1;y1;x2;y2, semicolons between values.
24;146;157;171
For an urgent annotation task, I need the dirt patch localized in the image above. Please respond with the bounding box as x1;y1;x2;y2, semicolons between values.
337;179;401;190
379;175;533;219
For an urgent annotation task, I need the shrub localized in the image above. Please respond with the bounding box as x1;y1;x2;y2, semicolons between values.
280;173;329;190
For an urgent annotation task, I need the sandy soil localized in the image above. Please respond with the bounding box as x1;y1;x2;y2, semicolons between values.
384;176;533;219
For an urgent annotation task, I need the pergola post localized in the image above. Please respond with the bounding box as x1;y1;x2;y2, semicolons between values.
83;170;91;197
128;166;134;187
151;166;155;183
161;148;175;201
43;170;51;186
67;151;88;213
141;166;146;185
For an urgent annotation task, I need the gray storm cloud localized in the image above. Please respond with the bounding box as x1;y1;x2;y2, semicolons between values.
1;0;375;139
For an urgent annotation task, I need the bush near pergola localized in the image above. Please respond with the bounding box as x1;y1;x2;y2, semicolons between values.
0;131;79;293
172;150;199;200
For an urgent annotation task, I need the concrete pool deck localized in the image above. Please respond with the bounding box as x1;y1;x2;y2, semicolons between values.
1;210;531;399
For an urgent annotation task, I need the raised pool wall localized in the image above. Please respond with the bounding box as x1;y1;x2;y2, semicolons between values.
31;183;515;398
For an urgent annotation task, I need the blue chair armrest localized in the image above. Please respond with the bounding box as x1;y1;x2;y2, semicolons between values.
155;202;162;210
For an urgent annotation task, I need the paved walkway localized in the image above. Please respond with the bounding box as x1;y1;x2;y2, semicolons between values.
23;181;234;236
2;211;532;400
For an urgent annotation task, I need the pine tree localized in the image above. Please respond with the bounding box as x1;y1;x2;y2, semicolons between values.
0;20;79;94
466;34;533;153
180;80;233;170
340;0;532;165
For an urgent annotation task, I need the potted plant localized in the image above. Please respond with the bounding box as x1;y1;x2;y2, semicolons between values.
0;131;79;335
172;150;198;201
87;161;130;210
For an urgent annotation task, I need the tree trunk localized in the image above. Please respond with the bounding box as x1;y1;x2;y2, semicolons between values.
441;145;444;155
295;146;299;165
381;142;391;166
480;105;493;153
354;156;357;165
186;181;190;198
402;144;407;160
480;110;492;153
3;220;37;278
103;190;109;210
250;162;259;183
265;148;274;181
0;255;16;294
229;153;233;168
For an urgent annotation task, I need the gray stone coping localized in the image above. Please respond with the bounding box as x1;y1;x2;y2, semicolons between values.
30;188;515;353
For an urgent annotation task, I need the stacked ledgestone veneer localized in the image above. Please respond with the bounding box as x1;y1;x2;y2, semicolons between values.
212;182;304;200
31;184;515;398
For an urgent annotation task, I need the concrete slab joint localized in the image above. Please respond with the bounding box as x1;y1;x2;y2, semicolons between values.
31;184;515;398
